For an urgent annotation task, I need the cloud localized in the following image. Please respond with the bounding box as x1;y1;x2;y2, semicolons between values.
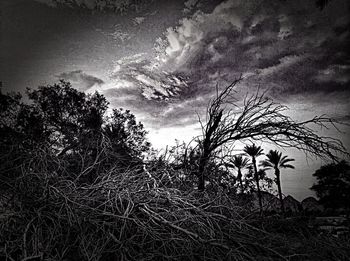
314;64;350;84
183;0;201;13
57;70;104;91
35;0;97;9
107;0;349;129
34;0;153;12
110;29;131;41
112;53;189;101
133;16;145;25
102;86;201;129
152;0;350;99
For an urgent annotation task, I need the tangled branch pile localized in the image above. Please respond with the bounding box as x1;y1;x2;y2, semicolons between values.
1;145;349;261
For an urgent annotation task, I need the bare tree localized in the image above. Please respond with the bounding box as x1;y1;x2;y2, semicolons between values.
196;76;348;192
196;78;242;191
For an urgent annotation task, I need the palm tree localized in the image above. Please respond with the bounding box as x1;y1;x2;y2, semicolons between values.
244;144;264;213
261;150;295;215
228;155;249;193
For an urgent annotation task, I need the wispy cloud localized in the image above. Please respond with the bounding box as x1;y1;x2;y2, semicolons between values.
57;70;104;91
112;53;188;101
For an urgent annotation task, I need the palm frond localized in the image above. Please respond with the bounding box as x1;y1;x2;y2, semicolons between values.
243;144;264;158
230;155;250;169
280;164;295;169
280;158;295;165
264;150;295;169
260;160;274;169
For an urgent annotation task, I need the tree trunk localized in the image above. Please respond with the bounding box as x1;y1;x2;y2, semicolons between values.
197;172;205;191
253;158;263;214
275;168;285;215
197;153;208;191
238;169;244;193
196;108;222;192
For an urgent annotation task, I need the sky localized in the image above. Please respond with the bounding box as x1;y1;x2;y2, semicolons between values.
1;0;350;200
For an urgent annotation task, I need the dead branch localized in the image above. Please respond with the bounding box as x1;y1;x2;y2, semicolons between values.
196;77;349;190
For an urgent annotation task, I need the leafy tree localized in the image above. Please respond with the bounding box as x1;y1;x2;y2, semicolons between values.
28;81;108;147
0;90;27;183
104;108;150;168
311;160;350;211
261;150;295;214
243;165;255;193
0;81;150;183
257;169;274;193
227;155;249;193
241;166;272;194
244;144;264;213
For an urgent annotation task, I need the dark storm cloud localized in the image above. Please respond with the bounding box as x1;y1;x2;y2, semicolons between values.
166;0;350;98
57;70;104;91
35;0;153;12
116;0;349;94
109;0;349;129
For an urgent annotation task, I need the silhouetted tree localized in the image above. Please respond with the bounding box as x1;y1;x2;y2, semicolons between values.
257;168;274;192
196;77;348;192
261;150;295;214
105;108;150;163
227;155;249;193
244;165;255;192
311;160;350;211
0;81;150;183
196;78;242;191
244;144;264;213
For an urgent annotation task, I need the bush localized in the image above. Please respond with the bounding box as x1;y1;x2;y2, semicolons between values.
311;160;350;212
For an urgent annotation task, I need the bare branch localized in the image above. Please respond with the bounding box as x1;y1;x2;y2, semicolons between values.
196;78;349;190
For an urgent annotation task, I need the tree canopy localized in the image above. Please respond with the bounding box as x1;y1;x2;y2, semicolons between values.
0;80;150;183
311;160;350;210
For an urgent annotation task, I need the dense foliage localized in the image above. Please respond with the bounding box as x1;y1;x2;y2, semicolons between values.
0;81;150;184
311;160;350;211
